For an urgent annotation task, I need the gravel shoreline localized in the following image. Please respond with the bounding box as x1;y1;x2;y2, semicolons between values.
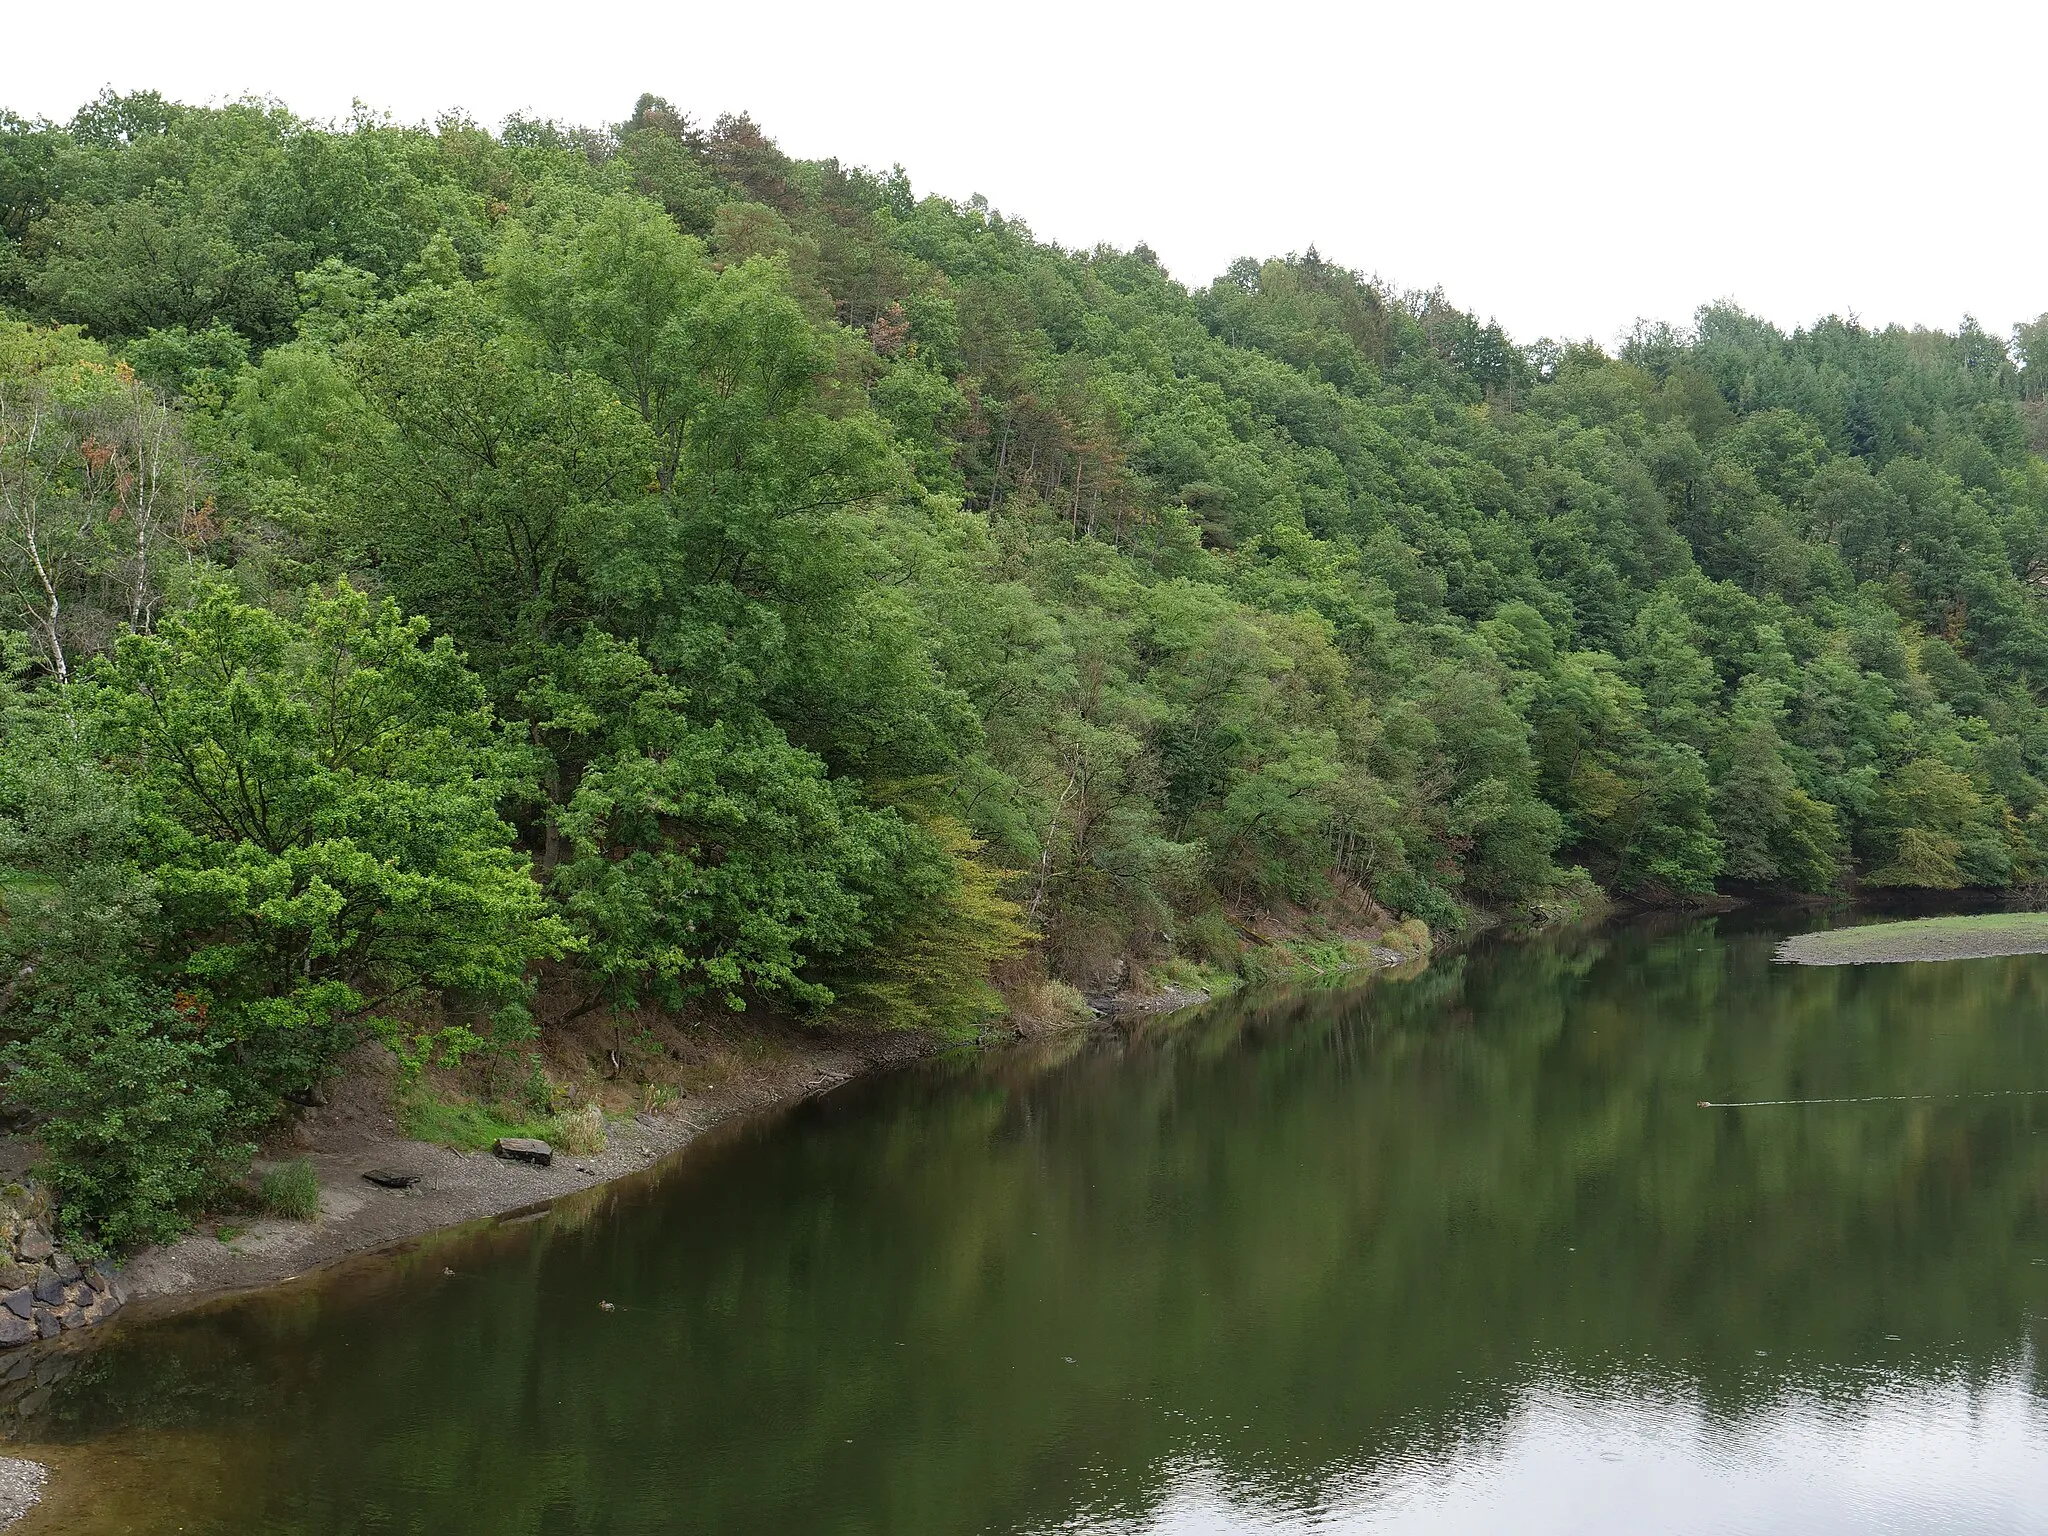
0;1460;42;1529
1775;913;2048;967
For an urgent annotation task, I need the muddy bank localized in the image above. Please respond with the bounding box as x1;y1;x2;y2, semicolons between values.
23;902;1449;1327
117;960;1317;1311
120;1022;944;1313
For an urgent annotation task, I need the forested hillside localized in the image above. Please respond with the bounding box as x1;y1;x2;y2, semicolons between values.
5;90;2048;1246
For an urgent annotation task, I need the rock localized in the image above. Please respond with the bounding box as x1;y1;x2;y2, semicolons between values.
49;1258;79;1284
55;1306;85;1332
60;1282;90;1310
0;1291;29;1322
493;1138;553;1167
0;1315;30;1348
83;1266;109;1295
29;1275;61;1308
14;1387;49;1417
285;1083;330;1108
15;1226;51;1263
361;1169;420;1190
0;1263;34;1294
31;1310;56;1342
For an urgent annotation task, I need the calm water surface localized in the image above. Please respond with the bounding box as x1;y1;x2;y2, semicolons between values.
18;914;2048;1533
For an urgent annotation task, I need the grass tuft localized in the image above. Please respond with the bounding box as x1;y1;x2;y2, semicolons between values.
550;1102;608;1155
398;1091;551;1150
398;1089;610;1156
257;1158;321;1221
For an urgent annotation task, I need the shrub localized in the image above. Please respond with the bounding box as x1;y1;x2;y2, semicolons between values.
1176;909;1242;969
257;1158;321;1221
399;1087;607;1157
1376;869;1466;934
1380;918;1434;958
521;1057;558;1117
11;980;249;1254
1033;978;1095;1025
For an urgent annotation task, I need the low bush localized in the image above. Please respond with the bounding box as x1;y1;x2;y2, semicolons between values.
1176;910;1242;969
12;980;251;1255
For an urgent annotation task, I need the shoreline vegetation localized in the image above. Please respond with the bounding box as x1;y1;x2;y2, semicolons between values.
1774;910;2048;965
88;919;1434;1321
0;930;1434;1527
3;87;2048;1271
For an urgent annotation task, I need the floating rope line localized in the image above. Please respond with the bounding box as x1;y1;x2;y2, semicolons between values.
1698;1089;2048;1108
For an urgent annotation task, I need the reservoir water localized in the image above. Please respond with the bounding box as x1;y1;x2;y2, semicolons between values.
16;913;2048;1532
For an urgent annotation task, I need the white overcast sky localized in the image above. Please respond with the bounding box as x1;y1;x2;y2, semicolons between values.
5;0;2043;346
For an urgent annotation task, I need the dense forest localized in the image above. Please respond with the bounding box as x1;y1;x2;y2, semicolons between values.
4;90;2048;1247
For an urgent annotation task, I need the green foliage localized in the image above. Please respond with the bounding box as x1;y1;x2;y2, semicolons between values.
11;978;242;1254
829;816;1035;1036
551;722;936;1012
13;88;2048;1243
395;1088;605;1155
99;582;566;1107
0;682;245;1251
376;1020;490;1092
1865;756;2005;888
0;578;562;1247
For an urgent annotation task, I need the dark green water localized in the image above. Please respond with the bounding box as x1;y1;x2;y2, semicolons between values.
19;914;2048;1533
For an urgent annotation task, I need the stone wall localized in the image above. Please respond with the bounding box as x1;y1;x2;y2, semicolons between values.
0;1184;122;1348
